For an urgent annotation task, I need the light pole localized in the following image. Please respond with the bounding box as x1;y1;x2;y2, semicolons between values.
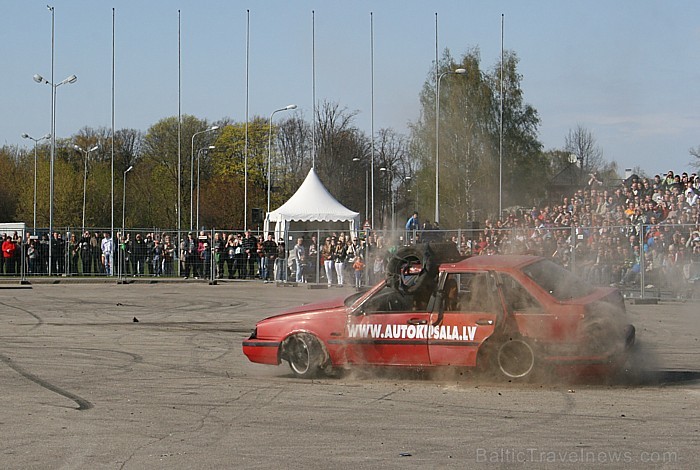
122;165;133;232
379;167;391;230
34;5;78;275
196;145;215;230
353;157;369;224
74;144;99;232
190;125;219;231
267;104;296;214
21;133;51;233
435;67;466;226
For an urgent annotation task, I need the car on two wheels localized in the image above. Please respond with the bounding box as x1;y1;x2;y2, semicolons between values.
243;244;635;380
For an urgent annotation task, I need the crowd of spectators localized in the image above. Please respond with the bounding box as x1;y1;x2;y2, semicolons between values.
2;170;699;296
412;170;699;295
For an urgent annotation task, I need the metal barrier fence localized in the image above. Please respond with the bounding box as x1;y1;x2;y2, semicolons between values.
2;224;698;300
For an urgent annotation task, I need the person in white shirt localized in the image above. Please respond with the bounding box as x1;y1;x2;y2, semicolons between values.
101;232;114;276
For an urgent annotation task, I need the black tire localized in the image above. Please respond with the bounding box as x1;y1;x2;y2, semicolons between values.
495;337;537;380
284;333;326;379
386;242;463;296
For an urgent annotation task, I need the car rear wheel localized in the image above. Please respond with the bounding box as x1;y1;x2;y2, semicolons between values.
285;333;325;379
496;338;536;380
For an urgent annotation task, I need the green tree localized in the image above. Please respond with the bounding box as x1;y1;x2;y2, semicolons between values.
0;146;20;223
410;48;544;227
209;118;269;229
140;115;212;229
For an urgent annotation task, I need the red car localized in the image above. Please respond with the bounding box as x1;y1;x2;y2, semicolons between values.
243;245;635;380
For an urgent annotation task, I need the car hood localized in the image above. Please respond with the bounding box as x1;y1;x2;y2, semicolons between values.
259;295;348;322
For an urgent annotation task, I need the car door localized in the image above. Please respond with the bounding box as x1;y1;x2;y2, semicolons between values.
497;272;557;340
344;285;431;366
428;272;499;367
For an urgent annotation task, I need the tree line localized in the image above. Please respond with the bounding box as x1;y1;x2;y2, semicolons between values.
2;47;655;232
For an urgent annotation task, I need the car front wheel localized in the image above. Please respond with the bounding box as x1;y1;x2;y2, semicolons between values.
284;333;326;379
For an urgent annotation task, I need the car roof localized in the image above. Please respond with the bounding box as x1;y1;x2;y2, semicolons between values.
440;254;541;271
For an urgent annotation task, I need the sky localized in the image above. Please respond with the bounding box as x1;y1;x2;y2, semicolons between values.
2;0;699;176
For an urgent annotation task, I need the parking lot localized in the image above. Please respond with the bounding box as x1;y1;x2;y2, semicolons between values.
0;281;698;469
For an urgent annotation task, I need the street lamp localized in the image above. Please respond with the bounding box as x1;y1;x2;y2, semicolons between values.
34;6;78;275
196;145;215;230
33;71;78;275
122;165;133;232
74;144;99;232
190;125;219;231
21;132;51;233
267;104;296;214
435;67;466;226
353;157;369;223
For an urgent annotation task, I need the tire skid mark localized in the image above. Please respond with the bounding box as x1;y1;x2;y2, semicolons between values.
0;353;93;411
0;300;44;331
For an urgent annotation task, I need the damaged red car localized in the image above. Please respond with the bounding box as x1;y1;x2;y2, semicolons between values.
243;244;635;380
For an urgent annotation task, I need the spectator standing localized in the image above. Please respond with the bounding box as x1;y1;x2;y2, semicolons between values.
53;232;65;275
101;232;113;275
2;236;16;275
79;231;92;275
0;233;4;274
275;239;286;281
234;234;246;279
197;231;209;278
69;233;79;275
90;232;101;274
242;230;258;279
27;239;37;274
162;235;175;276
321;237;334;285
225;235;236;279
152;239;163;276
261;233;278;282
213;232;225;279
333;238;347;286
11;233;21;275
293;237;306;283
38;234;49;274
200;237;211;280
406;212;419;231
353;254;365;288
184;233;198;279
133;233;147;275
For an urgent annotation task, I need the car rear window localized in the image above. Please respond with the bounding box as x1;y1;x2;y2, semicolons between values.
521;259;595;301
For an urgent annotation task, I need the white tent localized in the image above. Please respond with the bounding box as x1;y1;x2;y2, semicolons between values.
264;168;360;240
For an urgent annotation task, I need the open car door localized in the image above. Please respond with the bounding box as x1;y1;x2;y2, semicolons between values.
428;272;500;367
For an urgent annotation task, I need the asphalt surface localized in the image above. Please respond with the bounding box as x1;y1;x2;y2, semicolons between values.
0;281;698;469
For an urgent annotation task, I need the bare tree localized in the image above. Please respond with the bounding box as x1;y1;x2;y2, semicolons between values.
276;114;311;186
689;145;700;170
564;124;604;181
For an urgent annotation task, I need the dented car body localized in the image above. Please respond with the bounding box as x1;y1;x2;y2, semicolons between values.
243;252;635;380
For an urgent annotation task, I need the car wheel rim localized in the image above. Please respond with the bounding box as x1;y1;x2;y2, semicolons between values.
498;339;535;378
289;336;310;375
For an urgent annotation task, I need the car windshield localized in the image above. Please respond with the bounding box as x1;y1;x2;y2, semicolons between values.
344;290;367;307
521;259;595;301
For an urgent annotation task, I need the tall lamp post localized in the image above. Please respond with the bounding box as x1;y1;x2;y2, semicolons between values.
190;125;219;231
267;104;296;214
74;144;99;232
33;69;78;275
353;157;369;224
196;145;215;230
122;165;133;232
21;133;51;233
379;166;392;230
435;67;466;226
